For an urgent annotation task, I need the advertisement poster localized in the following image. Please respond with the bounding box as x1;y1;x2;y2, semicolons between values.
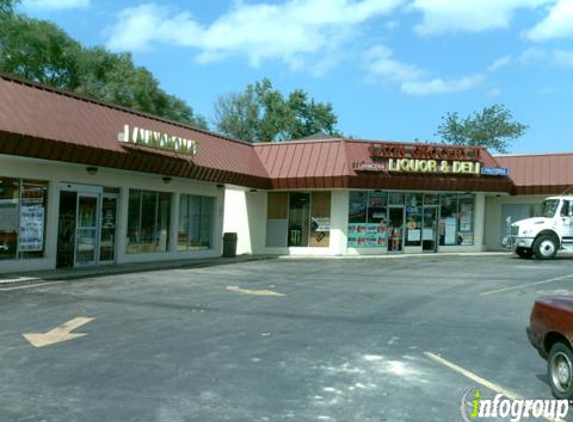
445;217;457;245
19;205;44;251
459;204;473;232
347;224;367;248
407;229;421;242
348;223;387;248
311;217;331;232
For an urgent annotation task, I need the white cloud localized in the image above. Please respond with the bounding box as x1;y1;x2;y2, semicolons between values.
487;88;502;97
363;45;425;83
487;55;512;72
106;0;403;70
552;50;573;67
527;0;573;40
401;74;484;95
520;47;573;67
363;44;484;95
24;0;90;9
410;0;555;35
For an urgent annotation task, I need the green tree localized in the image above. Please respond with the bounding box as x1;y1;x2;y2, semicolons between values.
0;10;207;129
0;0;18;17
0;16;81;89
436;104;527;153
214;78;342;142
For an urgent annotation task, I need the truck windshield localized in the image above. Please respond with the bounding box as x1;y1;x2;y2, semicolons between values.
539;199;560;218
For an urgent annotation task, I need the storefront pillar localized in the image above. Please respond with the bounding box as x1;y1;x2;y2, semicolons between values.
116;186;129;264
45;177;60;268
170;193;180;252
331;191;349;255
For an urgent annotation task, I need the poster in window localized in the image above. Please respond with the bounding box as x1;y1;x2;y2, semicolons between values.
444;217;457;245
459;203;473;232
407;229;421;242
18;205;44;251
311;217;330;232
347;224;367;248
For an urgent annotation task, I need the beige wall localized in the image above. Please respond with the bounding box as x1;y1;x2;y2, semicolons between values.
224;189;490;256
0;154;225;273
484;194;547;251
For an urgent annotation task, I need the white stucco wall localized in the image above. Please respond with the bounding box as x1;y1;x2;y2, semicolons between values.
0;154;225;273
484;194;547;251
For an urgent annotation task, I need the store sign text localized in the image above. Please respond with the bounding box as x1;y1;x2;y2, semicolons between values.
388;159;481;175
368;143;480;161
119;125;198;156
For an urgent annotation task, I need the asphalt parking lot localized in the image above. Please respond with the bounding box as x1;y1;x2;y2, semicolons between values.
2;254;573;422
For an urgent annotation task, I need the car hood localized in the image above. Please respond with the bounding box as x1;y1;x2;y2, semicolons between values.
536;295;573;312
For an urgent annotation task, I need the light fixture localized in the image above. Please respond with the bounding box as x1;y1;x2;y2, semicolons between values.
249;189;258;193
216;184;224;189
162;176;172;184
86;166;98;175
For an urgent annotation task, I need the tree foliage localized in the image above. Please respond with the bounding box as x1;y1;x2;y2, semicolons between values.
0;8;207;129
214;78;342;143
436;104;528;153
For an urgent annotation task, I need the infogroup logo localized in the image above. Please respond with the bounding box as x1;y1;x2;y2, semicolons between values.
460;388;570;422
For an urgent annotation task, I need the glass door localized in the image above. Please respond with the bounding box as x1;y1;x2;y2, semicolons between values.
75;194;99;266
422;206;438;252
387;207;404;253
99;195;117;263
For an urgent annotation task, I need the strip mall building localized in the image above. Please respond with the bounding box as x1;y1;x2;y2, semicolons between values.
0;73;570;273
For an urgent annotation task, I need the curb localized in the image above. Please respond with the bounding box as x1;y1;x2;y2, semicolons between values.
0;255;276;286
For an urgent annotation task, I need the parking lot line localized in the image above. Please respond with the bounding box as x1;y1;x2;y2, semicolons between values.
424;352;567;422
226;286;285;297
0;281;64;291
479;274;573;297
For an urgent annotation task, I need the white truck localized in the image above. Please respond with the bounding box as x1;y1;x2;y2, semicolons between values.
506;196;573;259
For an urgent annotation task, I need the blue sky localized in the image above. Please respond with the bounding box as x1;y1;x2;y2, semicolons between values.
20;0;573;154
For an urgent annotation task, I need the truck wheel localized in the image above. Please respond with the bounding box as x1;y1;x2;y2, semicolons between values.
516;247;533;259
533;235;558;260
548;342;573;399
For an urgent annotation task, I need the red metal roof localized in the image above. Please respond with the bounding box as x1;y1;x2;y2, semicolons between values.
0;73;514;193
496;153;573;194
0;73;271;188
254;139;513;192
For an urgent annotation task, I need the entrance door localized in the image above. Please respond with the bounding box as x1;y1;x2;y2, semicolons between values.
75;194;99;266
99;195;118;263
422;206;438;252
388;207;404;252
57;191;77;268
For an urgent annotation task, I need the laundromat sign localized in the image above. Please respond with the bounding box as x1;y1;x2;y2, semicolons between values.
119;124;198;156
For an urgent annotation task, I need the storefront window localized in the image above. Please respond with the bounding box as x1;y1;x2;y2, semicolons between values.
309;192;331;248
288;193;310;246
265;192;331;248
439;194;459;246
178;194;214;250
0;178;48;260
348;191;389;249
348;191;475;250
405;193;422;247
127;189;171;254
457;195;475;246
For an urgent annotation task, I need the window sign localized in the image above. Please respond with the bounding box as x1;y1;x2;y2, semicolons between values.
19;203;44;252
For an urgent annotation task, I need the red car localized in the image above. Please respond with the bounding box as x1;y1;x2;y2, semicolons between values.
528;296;573;399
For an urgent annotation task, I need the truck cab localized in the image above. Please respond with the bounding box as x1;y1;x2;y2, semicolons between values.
507;196;573;259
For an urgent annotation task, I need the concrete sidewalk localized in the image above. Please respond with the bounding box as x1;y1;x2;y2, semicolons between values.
0;255;275;286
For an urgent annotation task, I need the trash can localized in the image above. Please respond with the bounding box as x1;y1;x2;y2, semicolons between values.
222;232;238;258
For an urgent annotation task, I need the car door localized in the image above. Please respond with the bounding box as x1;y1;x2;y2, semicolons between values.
558;200;573;247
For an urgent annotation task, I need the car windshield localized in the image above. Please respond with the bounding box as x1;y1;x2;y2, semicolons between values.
539;199;560;218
